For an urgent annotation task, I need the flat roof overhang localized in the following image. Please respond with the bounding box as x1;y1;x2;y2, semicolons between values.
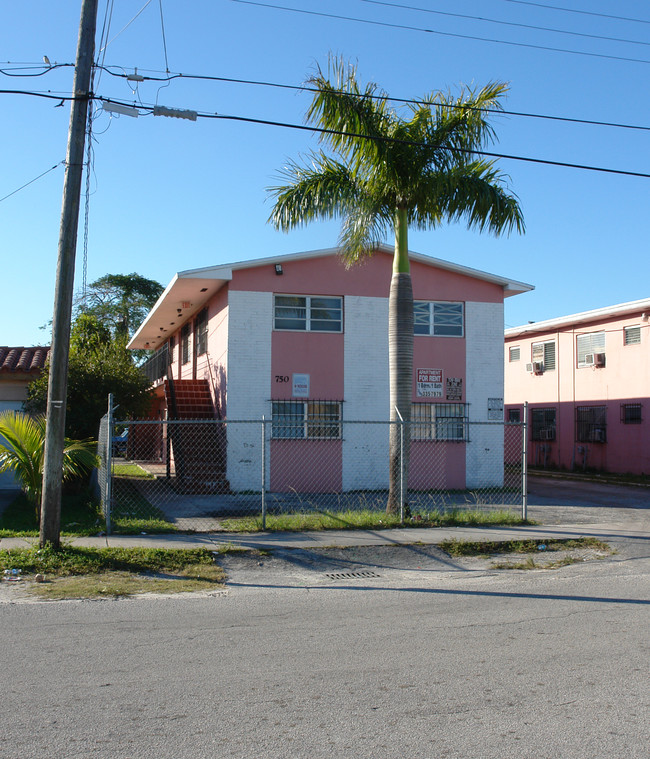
127;268;232;350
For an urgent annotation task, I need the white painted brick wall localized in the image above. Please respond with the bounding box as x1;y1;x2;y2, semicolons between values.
226;290;272;491
465;301;505;488
342;296;390;490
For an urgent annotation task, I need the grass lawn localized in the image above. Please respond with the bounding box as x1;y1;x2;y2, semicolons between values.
0;492;104;538
0;545;227;599
219;508;530;532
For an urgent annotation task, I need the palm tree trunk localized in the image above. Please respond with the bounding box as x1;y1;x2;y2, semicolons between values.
387;207;413;515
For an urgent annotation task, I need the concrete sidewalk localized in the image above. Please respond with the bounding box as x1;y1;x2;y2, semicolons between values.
1;521;648;552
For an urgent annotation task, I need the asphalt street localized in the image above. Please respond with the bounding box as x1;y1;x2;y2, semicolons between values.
1;476;649;758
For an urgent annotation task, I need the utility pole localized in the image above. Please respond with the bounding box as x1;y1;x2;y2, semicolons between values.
40;0;99;548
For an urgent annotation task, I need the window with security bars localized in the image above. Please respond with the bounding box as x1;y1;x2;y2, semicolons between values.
532;340;556;370
621;403;642;425
181;324;190;365
624;326;641;346
274;295;342;332
414;301;464;337
576;406;607;442
272;400;342;439
531;408;556;441
508;408;521;423
577;331;605;368
195;308;208;356
411;403;468;441
509;346;520;362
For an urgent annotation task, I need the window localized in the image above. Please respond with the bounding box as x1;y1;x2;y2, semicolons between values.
509;346;520;362
621;404;642;425
531;408;556;441
411;403;468;441
577;331;605;368
576;406;607;443
274;295;342;332
414;301;464;337
195;308;208;357
508;408;521;423
272;400;342;439
624;325;641;346
532;340;556;371
181;324;190;365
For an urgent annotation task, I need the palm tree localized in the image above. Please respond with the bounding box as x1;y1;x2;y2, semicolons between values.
268;59;524;513
0;410;97;522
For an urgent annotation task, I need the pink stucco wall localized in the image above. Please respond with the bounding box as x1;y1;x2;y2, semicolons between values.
270;440;342;492
230;250;503;303
505;311;649;475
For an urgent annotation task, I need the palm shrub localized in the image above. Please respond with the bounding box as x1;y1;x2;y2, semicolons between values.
0;410;97;520
268;57;524;513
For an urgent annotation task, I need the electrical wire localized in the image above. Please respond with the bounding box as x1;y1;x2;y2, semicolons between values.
0;63;74;77
499;0;650;26
2;62;649;134
95;66;650;133
94;95;650;179
0;161;64;204
99;0;153;54
228;0;650;66
359;0;650;48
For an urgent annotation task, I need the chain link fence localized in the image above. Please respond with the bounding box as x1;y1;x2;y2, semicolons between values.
97;407;527;533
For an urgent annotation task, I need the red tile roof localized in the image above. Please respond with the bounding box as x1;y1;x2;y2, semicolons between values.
0;347;50;374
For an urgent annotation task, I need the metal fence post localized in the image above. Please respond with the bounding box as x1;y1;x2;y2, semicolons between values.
261;416;267;530
395;408;405;524
105;393;113;536
522;401;528;521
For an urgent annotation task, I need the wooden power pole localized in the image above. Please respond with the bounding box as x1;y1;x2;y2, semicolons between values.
40;0;99;548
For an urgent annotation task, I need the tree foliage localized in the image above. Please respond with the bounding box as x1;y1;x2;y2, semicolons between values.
26;315;154;440
75;272;163;339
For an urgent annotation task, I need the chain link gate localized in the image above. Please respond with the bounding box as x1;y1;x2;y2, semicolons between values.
98;399;528;535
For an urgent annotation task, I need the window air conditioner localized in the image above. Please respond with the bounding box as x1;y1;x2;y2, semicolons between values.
589;428;606;443
540;428;555;440
593;352;606;367
583;353;595;366
533;361;544;375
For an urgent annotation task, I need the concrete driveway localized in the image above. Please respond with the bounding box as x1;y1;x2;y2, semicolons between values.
527;474;650;524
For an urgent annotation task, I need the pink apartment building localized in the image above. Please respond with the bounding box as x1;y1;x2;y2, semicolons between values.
128;246;532;493
505;298;650;475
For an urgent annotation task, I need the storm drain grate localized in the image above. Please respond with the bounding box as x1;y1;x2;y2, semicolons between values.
325;570;381;580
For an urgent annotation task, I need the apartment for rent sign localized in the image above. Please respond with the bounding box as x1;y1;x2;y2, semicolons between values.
416;368;443;398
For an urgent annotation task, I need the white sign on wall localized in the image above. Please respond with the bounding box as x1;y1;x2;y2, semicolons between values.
292;373;310;398
488;397;504;420
416;368;443;398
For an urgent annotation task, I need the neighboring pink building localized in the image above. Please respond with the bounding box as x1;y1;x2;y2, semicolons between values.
128;246;532;493
505;299;650;475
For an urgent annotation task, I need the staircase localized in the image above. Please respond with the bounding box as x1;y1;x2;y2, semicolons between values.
163;379;230;494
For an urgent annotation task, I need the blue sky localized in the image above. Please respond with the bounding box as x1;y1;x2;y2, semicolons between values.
2;0;649;346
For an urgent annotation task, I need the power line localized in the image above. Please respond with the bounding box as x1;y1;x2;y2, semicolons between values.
3;62;649;133
499;0;650;26
96;66;650;133
360;0;650;48
95;96;650;179
228;0;650;66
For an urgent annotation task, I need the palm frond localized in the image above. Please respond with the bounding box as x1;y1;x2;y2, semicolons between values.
338;202;392;266
0;410;97;512
267;153;361;231
413;161;525;236
305;56;392;171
